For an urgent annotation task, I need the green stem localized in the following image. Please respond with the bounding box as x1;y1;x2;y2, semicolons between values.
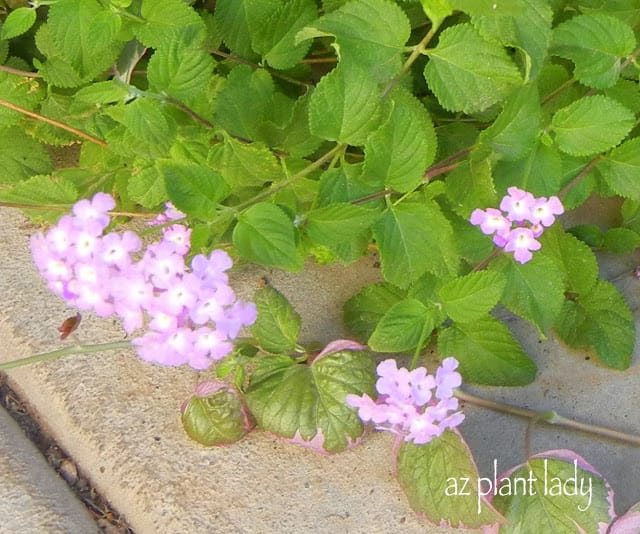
456;389;640;447
381;24;439;98
0;341;133;371
234;144;346;213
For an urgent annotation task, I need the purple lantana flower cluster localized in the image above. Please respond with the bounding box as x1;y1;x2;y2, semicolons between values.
346;357;465;445
30;193;257;370
470;187;564;264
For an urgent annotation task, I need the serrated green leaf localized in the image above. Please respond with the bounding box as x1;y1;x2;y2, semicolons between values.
0;174;78;223
306;203;378;245
252;0;316;70
317;165;380;206
251;286;301;353
245;351;376;453
473;0;552;80
493;454;610;532
0;73;43;128
158;160;228;221
233;202;303;271
554;280;634;369
297;0;411;81
0;128;53;183
438;315;536;385
343;282;406;342
551;95;634;157
493;253;565;333
214;0;277;59
73;81;130;107
117;98;177;158
597;138;640;200
213;65;294;144
479;83;541;161
363;88;436;192
368;299;439;352
445;157;497;218
397;432;502;529
309;63;384;146
134;0;206;48
439;271;506;324
127;163;167;208
181;385;250;446
551;13;635;89
493;141;563;198
1;7;37;40
539;226;598;295
47;0;121;79
602;227;640;254
424;23;522;113
208;136;282;191
373;201;458;289
451;0;527;16
147;38;214;101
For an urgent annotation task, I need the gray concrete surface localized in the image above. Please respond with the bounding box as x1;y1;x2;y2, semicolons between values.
1;199;640;533
0;406;99;534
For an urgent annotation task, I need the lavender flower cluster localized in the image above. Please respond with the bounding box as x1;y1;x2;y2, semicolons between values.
470;187;564;264
30;193;256;370
346;358;465;445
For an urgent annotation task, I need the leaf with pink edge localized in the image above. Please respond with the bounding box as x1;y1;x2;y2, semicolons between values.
396;430;504;529
244;347;375;453
490;449;614;533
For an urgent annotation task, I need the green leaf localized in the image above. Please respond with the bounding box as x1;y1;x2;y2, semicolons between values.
418;0;452;28
134;0;206;48
551;95;634;157
566;224;605;249
0;174;78;224
493;453;611;532
602;227;640;254
551;13;635;89
439;271;506;324
368;298;440;352
251;286;301;354
297;0;411;81
479;83;541;161
73;81;130;107
316;165;380;206
424;23;522;113
539;226;598;295
252;0;317;70
493;141;563;198
208;137;281;192
494;253;565;334
306;203;378;244
372;201;458;289
343;282;406;342
0;7;37;40
0;72;44;128
233;203;303;271
181;383;251;446
245;350;376;453
309;63;384;146
445;156;497;218
0;128;53;183
127;163;168;209
47;0;122;79
397;432;502;529
363;88;436;192
554;280;635;370
438;315;536;385
213;0;277;59
147;37;214;102
213;65;294;143
115;98;177;158
158;160;229;221
597;138;640;200
473;0;553;80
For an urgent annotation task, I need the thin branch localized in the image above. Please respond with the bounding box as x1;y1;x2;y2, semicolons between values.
0;99;108;147
0;65;41;78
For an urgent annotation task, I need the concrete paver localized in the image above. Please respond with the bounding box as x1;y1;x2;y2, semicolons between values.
0;406;99;534
1;201;640;533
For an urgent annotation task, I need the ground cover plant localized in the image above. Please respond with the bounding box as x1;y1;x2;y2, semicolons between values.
3;0;640;530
